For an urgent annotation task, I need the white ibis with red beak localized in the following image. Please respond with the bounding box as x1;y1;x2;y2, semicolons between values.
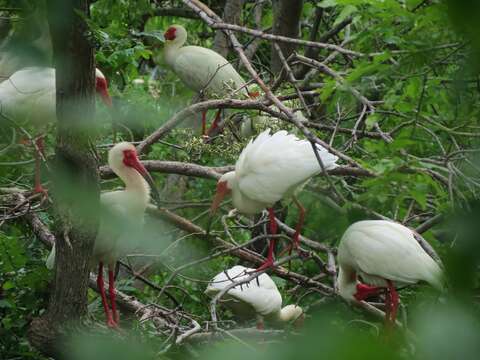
163;24;256;136
46;142;160;328
205;265;303;328
337;220;444;326
208;129;338;270
0;66;112;193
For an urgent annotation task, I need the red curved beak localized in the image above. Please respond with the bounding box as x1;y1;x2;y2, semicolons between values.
129;157;161;207
206;181;230;234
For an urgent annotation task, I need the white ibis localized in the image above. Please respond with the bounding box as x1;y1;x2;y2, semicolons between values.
208;129;338;270
336;220;444;326
46;142;160;328
163;24;256;136
0;67;112;193
205;265;303;328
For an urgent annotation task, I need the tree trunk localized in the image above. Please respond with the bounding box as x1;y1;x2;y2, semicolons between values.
270;0;303;73
28;0;99;357
213;0;244;57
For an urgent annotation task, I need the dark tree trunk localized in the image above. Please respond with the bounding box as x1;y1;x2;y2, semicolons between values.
270;0;303;73
213;0;244;57
28;0;99;357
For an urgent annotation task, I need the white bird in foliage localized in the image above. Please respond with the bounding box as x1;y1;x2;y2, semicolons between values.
46;142;160;328
205;265;303;329
0;67;112;193
208;129;338;270
163;24;257;136
337;220;444;326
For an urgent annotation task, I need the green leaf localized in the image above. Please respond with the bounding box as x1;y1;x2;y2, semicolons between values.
3;280;14;290
334;5;357;26
318;0;337;8
365;113;380;130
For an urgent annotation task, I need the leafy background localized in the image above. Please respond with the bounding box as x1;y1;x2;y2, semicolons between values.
1;0;480;359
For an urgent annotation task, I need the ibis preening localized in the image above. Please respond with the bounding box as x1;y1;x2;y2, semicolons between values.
46;142;160;328
208;129;338;270
205;265;303;329
337;220;444;325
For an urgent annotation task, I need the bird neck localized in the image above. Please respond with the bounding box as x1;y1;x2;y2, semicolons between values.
117;167;150;204
164;37;186;66
337;265;357;301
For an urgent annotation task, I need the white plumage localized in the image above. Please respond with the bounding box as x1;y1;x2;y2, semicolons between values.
0;66;111;192
337;220;443;324
0;67;110;126
163;24;246;98
163;24;251;135
0;67;56;126
219;129;338;214
205;265;303;326
46;142;159;328
209;129;338;269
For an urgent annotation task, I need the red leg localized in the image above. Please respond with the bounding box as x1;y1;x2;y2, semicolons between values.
206;110;222;136
201;110;207;136
256;208;277;271
384;287;392;326
33;136;47;194
97;262;116;328
256;317;265;330
292;196;305;250
108;265;119;325
354;283;383;301
386;280;399;325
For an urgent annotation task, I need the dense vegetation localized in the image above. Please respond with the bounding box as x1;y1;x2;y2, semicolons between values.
1;0;480;359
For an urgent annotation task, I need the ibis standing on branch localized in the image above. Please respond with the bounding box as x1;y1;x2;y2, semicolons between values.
336;220;444;326
205;265;304;329
208;129;338;270
163;24;256;136
0;66;112;193
46;142;160;328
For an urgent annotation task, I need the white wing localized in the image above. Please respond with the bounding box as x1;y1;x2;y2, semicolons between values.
46;190;145;268
0;67;55;126
236;129;338;204
93;191;145;264
338;220;443;289
171;46;246;95
205;265;282;316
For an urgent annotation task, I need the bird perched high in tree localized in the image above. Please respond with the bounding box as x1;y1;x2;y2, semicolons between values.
163;24;257;137
336;220;444;326
0;67;112;194
205;265;304;329
46;142;160;328
208;129;338;270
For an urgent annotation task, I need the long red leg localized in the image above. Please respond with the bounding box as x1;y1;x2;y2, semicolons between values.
33;136;47;194
206;110;222;136
108;264;119;325
292;196;305;250
256;208;277;271
386;280;399;325
201;110;207;136
384;287;392;326
97;262;116;328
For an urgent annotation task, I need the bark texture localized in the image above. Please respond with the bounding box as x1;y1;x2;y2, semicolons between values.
28;0;99;357
213;0;244;57
270;0;304;73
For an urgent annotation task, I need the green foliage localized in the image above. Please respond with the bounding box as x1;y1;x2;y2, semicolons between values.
1;0;480;359
0;226;49;359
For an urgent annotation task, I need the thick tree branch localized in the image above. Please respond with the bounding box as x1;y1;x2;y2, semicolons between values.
29;0;99;356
